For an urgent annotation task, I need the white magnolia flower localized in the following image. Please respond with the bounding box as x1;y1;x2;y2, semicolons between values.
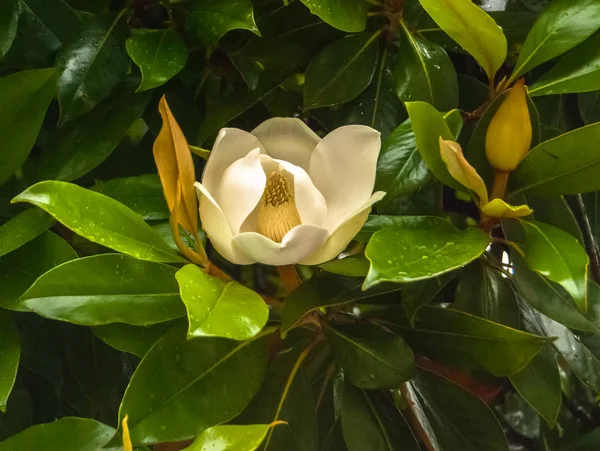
194;118;385;266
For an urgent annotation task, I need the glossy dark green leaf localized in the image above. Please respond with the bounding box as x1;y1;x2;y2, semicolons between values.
94;322;173;358
341;384;419;451
405;101;464;190
176;264;268;341
299;0;369;32
529;32;600;96
234;350;318;451
511;123;600;196
498;389;541;440
187;0;260;49
394;24;458;111
183;424;273;451
510;251;599;332
18;0;82;43
418;0;507;81
0;0;18;59
527;308;600;393
12;181;184;263
401;306;551;376
0;68;58;184
92;175;169;221
0;417;114;451
510;346;561;427
57;14;129;123
118;326;272;446
374;119;429;210
406;368;509;450
281;272;400;336
20;254;185;326
519;220;589;312
454;260;519;328
0;311;20;412
457;74;489;112
509;0;600;81
37;91;151;182
319;255;370;277
0;231;77;310
324;322;414;389
304;32;379;109
126;28;188;92
363;217;490;289
520;194;583;244
402;275;452;326
0;208;53;258
578;90;600;124
563;428;600;450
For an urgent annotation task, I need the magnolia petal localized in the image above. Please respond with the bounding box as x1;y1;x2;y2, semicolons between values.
300;191;386;265
218;148;266;235
309;125;381;233
252;118;321;170
259;155;327;227
233;225;329;266
195;182;254;265
439;138;489;205
481;198;533;219
202;128;266;195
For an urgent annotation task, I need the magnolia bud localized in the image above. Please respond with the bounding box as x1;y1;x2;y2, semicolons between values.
485;79;532;172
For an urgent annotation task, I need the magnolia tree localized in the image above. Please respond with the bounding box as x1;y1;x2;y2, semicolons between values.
2;0;600;449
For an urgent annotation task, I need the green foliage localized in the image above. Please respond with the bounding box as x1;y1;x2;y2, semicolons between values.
3;0;600;449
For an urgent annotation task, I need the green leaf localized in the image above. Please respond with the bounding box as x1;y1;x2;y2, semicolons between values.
405;368;509;451
520;194;583;244
0;68;58;184
57;13;129;123
0;0;18;59
280;273;400;336
94;322;173;358
187;0;260;49
356;215;443;243
525;306;600;393
19;254;185;326
127;28;189;92
91;175;169;221
319;255;370;277
0;417;114;451
400;306;551;376
529;32;600;97
0;208;53;258
0;231;77;310
37;90;151;182
454;260;519;328
183;424;273;451
404;101;464;190
402;275;453;326
299;0;369;32
509;0;600;81
511;123;600;196
510;347;561;428
418;0;507;81
118;326;272;446
18;0;82;43
0;311;20;412
234;350;318;451
304;32;380;110
374;119;429;210
363;217;490;289
510;250;599;332
341;384;419;451
394;24;458;111
175;264;268;341
324;322;414;389
12;181;184;263
519;220;589;312
578;90;600;124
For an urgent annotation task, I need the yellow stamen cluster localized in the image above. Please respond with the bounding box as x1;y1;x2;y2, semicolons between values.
257;171;301;242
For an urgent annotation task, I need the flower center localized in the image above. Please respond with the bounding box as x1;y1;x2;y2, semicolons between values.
257;171;301;242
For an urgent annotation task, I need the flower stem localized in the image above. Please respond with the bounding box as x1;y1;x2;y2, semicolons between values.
491;170;510;200
277;265;302;293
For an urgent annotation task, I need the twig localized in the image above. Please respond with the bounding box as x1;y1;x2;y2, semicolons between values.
399;385;436;451
277;265;302;293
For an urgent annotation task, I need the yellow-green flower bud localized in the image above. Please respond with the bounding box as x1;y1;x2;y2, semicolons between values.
485;79;532;172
